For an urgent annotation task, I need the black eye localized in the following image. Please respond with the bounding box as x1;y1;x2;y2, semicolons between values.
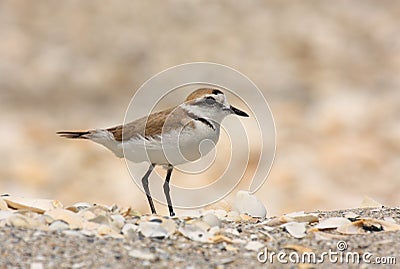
204;96;216;105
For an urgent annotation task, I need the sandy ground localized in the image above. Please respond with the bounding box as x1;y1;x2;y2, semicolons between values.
0;207;399;269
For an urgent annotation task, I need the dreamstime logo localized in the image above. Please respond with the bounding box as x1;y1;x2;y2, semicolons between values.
123;63;276;209
257;241;397;265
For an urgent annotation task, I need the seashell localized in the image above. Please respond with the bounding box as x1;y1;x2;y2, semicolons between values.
314;217;351;230
202;213;221;228
0;198;9;211
226;211;241;222
188;219;211;231
264;216;295;226
121;223;139;237
139;216;176;239
111;214;126;230
65;202;93;213
337;218;400;235
234;191;266;218
49;220;70;231
344;212;359;220
82;205;110;216
285;211;319;223
3;196;62;214
45;208;84;229
245;241;264;251
97;224;123;239
179;225;214;243
360;196;383;208
282;222;307;238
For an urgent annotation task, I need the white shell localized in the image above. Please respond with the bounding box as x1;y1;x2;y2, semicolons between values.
121;223;139;236
138;216;176;238
234;191;267;218
49;220;70;231
282;222;307;238
285;211;319;223
202;213;221;228
245;241;264;251
314;217;351;230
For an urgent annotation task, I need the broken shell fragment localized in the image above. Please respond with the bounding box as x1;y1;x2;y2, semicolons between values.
0;198;8;211
45;208;84;229
49;220;70;231
337;218;400;235
121;223;139;237
65;202;93;213
360;196;383;208
179;225;214;243
282;222;307;238
285;211;319;223
111;214;125;230
314;217;351;230
234;191;267;218
3;196;62;214
202;213;221;228
139;216;176;239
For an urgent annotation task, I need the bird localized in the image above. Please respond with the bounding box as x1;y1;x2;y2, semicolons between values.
57;88;249;216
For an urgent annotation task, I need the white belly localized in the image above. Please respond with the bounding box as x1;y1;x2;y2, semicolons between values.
121;121;220;165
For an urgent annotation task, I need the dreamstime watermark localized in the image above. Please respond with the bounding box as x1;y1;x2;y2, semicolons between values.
123;62;276;209
257;241;397;265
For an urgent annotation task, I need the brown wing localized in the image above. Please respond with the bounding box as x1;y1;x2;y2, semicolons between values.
108;106;192;142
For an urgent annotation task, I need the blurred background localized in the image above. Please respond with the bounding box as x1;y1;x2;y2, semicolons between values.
0;0;399;216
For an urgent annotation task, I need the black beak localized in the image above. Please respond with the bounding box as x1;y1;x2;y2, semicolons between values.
230;105;249;117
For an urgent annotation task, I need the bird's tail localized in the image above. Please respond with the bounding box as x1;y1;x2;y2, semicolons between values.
56;130;91;139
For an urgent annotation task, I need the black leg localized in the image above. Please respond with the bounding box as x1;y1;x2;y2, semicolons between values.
163;164;175;217
142;163;156;214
